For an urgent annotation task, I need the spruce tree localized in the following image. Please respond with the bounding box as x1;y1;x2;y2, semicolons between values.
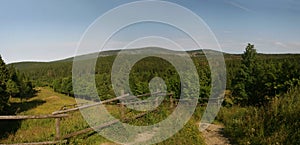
232;43;260;106
6;79;20;98
0;55;9;85
0;55;9;114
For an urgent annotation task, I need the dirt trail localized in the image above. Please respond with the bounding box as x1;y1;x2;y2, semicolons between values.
101;124;231;145
200;123;231;145
101;128;159;145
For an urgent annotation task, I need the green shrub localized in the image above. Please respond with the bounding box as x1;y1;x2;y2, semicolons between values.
218;86;300;144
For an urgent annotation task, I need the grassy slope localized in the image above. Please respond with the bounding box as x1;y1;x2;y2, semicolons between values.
1;87;109;144
1;88;205;145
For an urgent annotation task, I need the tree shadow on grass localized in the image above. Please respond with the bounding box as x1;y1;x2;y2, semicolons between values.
10;99;46;114
0;99;46;140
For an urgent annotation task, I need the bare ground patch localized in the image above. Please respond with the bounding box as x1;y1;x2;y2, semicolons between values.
200;123;231;145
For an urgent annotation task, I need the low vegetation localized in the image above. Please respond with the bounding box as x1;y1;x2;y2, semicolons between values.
1;44;299;144
0;87;205;144
218;86;300;144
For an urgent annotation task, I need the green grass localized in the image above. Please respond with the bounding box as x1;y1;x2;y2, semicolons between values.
217;87;300;145
1;87;205;145
0;87;109;144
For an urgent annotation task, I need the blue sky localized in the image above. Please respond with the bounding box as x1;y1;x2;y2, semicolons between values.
0;0;299;63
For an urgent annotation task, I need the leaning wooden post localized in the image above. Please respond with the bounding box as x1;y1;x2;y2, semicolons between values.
218;96;222;107
155;97;159;107
55;118;61;141
170;94;174;108
120;90;125;121
120;104;125;121
154;88;159;107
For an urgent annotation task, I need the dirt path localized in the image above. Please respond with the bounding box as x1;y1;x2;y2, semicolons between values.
101;128;159;145
200;123;231;145
101;124;230;145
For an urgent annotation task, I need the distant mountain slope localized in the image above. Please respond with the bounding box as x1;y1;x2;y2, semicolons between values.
10;47;300;72
10;48;220;63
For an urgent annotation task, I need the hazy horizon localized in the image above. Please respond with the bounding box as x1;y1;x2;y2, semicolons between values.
6;47;300;64
1;0;300;64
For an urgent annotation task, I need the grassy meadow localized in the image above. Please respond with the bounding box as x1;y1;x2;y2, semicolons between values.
0;87;205;145
1;46;299;144
0;87;106;144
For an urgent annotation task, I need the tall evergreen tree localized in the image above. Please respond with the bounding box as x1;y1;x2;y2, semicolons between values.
20;80;35;100
0;55;9;85
232;43;261;106
0;55;10;114
6;79;20;98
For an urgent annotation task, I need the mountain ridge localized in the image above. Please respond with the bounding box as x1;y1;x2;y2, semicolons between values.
9;47;300;71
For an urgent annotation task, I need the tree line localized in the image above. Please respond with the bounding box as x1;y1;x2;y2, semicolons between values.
10;44;300;107
0;56;35;115
231;44;300;106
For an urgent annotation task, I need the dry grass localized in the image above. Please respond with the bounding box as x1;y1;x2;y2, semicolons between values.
1;87;109;144
1;87;206;144
217;87;300;144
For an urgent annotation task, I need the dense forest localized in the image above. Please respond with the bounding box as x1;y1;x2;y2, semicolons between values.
1;44;300;144
10;44;300;107
0;56;35;115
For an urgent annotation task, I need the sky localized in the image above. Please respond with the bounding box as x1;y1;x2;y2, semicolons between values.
0;0;299;63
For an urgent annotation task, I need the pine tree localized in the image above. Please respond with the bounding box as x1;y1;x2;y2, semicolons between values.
0;55;9;85
20;80;35;100
232;43;260;106
0;55;9;114
6;79;20;98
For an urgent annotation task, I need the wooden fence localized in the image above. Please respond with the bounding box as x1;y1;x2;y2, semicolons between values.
0;91;169;145
0;114;68;145
0;91;223;145
53;91;167;140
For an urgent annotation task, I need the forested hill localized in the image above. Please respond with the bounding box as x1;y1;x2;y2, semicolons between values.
9;46;300;105
10;47;300;74
10;48;224;83
11;48;222;64
10;48;299;67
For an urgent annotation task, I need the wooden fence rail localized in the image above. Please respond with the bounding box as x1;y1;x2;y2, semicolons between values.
57;91;166;139
0;140;67;145
1;91;224;144
0;114;68;145
52;93;130;115
52;91;167;115
0;91;172;144
0;114;68;120
62;110;155;139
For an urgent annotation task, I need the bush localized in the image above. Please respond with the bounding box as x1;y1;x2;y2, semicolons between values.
218;86;300;145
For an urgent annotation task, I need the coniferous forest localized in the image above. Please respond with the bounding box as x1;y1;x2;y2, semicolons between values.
9;44;300;107
1;44;300;144
0;56;35;115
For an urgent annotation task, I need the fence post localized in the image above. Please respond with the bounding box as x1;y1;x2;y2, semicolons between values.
218;97;222;106
170;94;173;108
55;118;61;141
120;90;125;120
155;88;160;107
